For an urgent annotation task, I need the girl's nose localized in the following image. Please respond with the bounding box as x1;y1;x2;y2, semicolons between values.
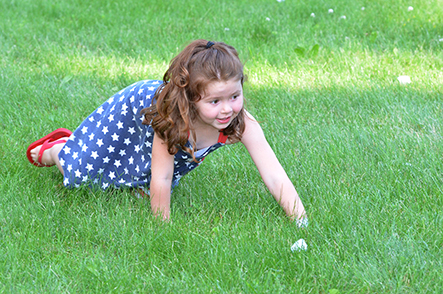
221;102;232;114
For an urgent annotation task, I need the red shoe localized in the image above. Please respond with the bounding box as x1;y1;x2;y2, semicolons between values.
26;128;72;167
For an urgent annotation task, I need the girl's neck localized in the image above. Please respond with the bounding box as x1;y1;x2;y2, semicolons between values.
190;123;221;150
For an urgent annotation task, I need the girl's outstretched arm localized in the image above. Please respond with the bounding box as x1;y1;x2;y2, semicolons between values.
241;111;306;220
150;132;175;220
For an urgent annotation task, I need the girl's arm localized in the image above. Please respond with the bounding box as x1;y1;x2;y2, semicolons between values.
241;111;306;220
150;132;175;220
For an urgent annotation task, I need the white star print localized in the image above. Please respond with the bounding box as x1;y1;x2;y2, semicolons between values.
86;163;94;172
88;133;95;140
119;149;126;156
72;152;78;160
111;133;119;141
108;114;114;122
81;144;88;152
114;160;121;168
88;116;94;122
59;158;65;166
124;138;131;145
107;145;115;153
97;106;104;114
103;157;110;164
107;96;114;104
97;139;104;147
63;146;71;154
128;127;135;134
67;164;72;172
128;156;134;164
81;126;88;134
91;151;99;160
75;169;81;178
109;171;116;180
102;126;109;134
116;121;124;129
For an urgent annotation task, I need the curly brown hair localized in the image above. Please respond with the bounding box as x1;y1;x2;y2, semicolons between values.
141;39;246;161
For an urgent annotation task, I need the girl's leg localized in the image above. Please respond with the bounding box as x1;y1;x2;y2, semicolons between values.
29;137;69;175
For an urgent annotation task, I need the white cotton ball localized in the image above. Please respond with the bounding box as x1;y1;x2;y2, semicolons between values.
291;238;308;252
296;218;309;228
408;6;414;11
328;9;334;13
397;75;411;84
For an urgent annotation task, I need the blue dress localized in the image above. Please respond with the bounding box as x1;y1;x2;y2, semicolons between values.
58;80;228;190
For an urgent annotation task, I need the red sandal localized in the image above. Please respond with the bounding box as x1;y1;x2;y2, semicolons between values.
26;128;72;167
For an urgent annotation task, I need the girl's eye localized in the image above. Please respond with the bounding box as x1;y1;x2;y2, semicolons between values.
210;100;219;104
231;95;238;100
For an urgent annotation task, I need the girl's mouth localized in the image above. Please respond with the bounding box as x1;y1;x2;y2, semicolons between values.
216;117;231;124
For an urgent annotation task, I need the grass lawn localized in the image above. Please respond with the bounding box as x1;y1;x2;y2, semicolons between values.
1;0;442;292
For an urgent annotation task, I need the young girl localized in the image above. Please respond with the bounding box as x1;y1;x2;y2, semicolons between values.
27;39;307;223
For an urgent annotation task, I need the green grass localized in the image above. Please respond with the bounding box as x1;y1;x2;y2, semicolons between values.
1;0;442;292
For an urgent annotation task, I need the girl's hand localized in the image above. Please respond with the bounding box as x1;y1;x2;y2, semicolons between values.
150;132;175;220
241;111;307;220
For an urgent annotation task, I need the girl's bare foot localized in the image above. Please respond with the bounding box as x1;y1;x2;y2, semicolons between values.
30;137;69;173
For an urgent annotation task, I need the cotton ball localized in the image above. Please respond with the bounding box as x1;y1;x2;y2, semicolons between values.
291;238;308;252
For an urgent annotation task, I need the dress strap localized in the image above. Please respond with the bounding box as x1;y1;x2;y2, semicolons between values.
218;131;228;143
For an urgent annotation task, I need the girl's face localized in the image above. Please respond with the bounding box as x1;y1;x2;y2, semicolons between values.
195;79;244;131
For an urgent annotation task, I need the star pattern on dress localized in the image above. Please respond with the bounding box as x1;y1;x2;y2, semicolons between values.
58;80;226;190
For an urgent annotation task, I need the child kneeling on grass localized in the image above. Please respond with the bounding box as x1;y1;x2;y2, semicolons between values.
27;39;307;224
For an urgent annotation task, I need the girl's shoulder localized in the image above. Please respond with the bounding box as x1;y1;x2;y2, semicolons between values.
240;110;265;144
